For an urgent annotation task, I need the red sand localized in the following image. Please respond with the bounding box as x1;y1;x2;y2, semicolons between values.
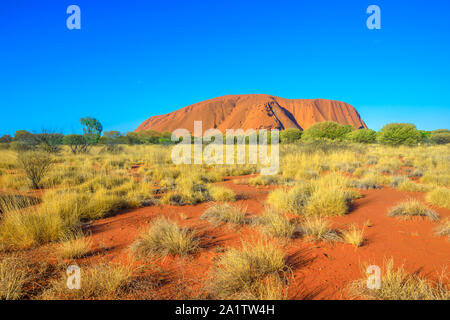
75;176;450;300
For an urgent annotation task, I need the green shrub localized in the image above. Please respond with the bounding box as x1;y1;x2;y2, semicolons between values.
430;130;450;145
345;129;377;143
302;122;354;141
377;123;423;146
62;134;89;154
280;128;302;143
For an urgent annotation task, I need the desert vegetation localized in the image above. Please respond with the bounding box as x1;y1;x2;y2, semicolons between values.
0;120;449;300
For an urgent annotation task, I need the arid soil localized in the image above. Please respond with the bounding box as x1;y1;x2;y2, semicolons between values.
44;175;449;300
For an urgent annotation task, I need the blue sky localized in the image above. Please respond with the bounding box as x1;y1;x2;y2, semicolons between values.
1;0;449;135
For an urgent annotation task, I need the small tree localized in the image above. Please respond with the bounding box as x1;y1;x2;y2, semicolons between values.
377;123;423;146
17;151;53;189
302;121;354;140
430;129;450;145
345;128;377;143
34;131;64;153
280;128;302;143
80;117;103;144
63;134;89;154
13;130;38;150
0;135;13;143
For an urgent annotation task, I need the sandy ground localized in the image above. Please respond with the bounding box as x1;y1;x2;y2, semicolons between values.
48;175;450;300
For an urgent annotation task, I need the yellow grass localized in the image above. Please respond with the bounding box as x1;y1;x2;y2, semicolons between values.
426;187;450;209
342;224;365;247
130;217;199;258
349;258;449;300
201;203;247;225
388;198;440;221
208;240;288;299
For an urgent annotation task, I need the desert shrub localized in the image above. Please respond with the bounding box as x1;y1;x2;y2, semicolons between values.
397;180;430;192
208;185;236;201
390;176;409;187
17;151;53;189
349;259;449;300
253;207;295;238
83;190;130;219
297;217;341;241
430;130;450;145
0;143;10;150
62;134;89;154
435;218;450;239
58;231;92;259
161;175;212;205
0;255;29;300
0;173;29;190
99;144;124;154
388;199;439;221
130;218;199;258
41;263;132;300
217;165;257;177
0;191;91;249
377;123;423;146
421;173;450;187
10;141;34;152
351;171;391;189
235;274;287;300
342;224;365;247
0;194;40;214
0;206;69;249
426;187;450;209
302;121;354;141
248;175;282;186
34;133;63;153
201;204;247;225
376;157;404;174
208;240;288;299
267;174;354;217
345;128;377;144
267;183;313;215
280;128;302;143
304;187;348;217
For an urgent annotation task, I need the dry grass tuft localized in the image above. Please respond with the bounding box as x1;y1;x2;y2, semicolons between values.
0;255;29;300
41;263;132;300
388;199;440;221
342;224;365;247
426;187;450;209
435;218;450;239
297;217;341;242
253;207;295;239
130;218;199;258
201;203;247;225
208;185;236;202
208;240;289;299
349;258;449;300
58;231;92;259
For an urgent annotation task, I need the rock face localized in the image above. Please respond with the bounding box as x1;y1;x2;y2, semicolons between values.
135;94;367;133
